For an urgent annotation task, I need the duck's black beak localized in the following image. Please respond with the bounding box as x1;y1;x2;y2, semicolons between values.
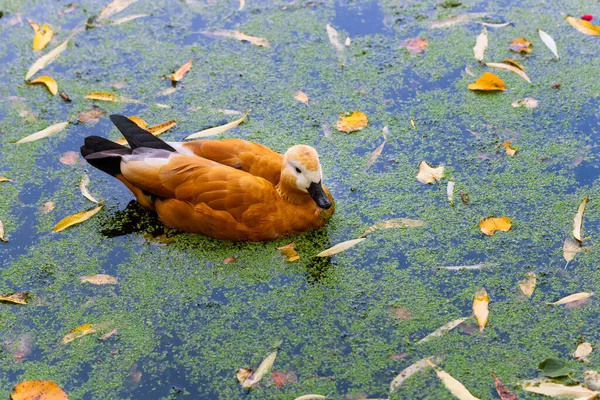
307;181;332;209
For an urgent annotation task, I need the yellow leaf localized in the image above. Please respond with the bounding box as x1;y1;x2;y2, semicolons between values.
52;206;103;232
563;237;582;262
485;62;531;83
416;161;444;184
201;29;270;47
0;177;11;182
522;380;600;398
0;220;7;242
85;92;116;102
508;37;532;53
294;90;309;104
468;72;506;91
538;28;559;59
427;360;481;400
502;58;525;71
315;238;365;257
473;27;487;61
27;75;58;95
236;368;252;384
80;274;118;285
335;111;368;133
574;342;593;361
362;218;424;237
501;141;517;156
147;120;177;135
519;272;536;297
128;116;147;128
98;0;138;21
417;317;468;344
185;112;248;139
478;216;511;236
566;16;600;36
277;242;299;262
473;288;489;332
11;380;68;400
171;59;193;82
242;350;277;388
33;24;53;50
390;356;441;393
25;37;70;80
14;121;69;144
61;323;96;344
573;196;589;242
80;174;99;203
511;98;538;108
549;292;593;306
0;292;29;305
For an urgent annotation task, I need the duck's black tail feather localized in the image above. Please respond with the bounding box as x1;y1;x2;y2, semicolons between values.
80;136;130;176
109;114;176;152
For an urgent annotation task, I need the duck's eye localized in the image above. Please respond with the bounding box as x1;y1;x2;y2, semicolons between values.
295;167;302;173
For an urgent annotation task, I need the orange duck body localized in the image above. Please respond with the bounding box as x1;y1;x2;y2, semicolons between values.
81;115;334;241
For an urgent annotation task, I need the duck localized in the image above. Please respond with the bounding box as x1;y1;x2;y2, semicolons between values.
80;115;334;241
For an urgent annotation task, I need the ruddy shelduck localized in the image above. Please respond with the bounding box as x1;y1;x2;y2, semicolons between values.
80;115;334;241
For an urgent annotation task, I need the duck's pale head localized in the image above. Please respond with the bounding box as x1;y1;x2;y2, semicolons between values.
281;145;332;209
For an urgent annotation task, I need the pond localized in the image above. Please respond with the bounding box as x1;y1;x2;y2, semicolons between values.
1;0;600;399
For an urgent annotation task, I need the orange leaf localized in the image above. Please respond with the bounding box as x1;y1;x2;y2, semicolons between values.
128;116;147;128
509;37;532;53
171;59;193;82
473;288;489;332
501;141;517;156
335;111;368;133
11;380;68;400
478;216;512;235
468;72;506;91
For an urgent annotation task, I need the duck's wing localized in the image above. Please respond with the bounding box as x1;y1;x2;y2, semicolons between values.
167;139;284;185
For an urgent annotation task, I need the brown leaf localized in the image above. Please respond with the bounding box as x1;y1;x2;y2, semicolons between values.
271;370;297;388
40;201;55;214
0;292;29;305
509;37;532;53
59;151;80;165
11;380;68;400
78;107;106;124
519;272;536;297
201;29;270;47
236;368;252;383
392;306;412;320
365;139;386;171
294;90;309;104
59;91;72;102
400;37;428;55
172;60;193;82
98;329;118;341
80;274;118;285
223;256;236;264
468;72;506;91
492;373;517;400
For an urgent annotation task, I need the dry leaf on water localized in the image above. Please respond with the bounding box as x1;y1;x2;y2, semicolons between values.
32;24;53;51
85;92;116;102
0;220;7;242
538;29;559;59
201;30;269;47
59;151;80;165
390;356;441;393
293;396;326;400
11;380;68;400
468;72;506;91
549;292;593;305
417;317;468;344
0;292;29;305
62;324;96;344
14;121;69;144
401;37;428;55
236;368;252;383
417;161;444;184
447;181;455;204
98;0;138;21
522;380;600;398
185;112;248;139
315;238;365;257
27;76;58;95
80;174;99;203
478;216;511;236
365;138;386;171
503;58;525;71
429;13;488;29
78;107;106;124
566;16;600;36
128;116;147;128
52;205;103;232
473;288;489;332
481;21;513;28
0;177;11;182
573;196;589;242
326;24;345;52
519;272;536;297
116;120;176;144
242;350;278;388
111;14;148;25
172;60;192;82
362;218;424;237
511;98;538;108
336;111;368;133
80;274;118;285
509;37;532;53
223;256;236;264
440;264;483;270
492;373;517;400
41;201;55;214
473;27;487;61
574;342;593;361
585;371;600;391
563;237;582;262
485;62;531;83
294;90;309;104
277;242;299;262
271;370;297;388
501;141;517;156
98;329;118;341
25;37;70;80
427;359;481;400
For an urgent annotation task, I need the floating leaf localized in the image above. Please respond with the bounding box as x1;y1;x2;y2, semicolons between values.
294;396;326;400
447;181;455;204
78;107;106;124
41;201;55;214
501;141;517;156
549;292;593;306
172;59;192;82
365;138;385;171
85;92;116;102
236;368;252;384
522;380;600;398
511;98;538;108
80;274;118;285
584;371;600;390
492;373;517;400
362;218;424;237
223;256;236;264
417;317;468;343
390;356;441;393
98;329;118;341
52;206;103;232
485;62;531;83
574;342;593;361
427;359;481;400
80;174;99;203
336;111;368;133
440;264;483;270
538;28;559;59
59;151;80;165
271;370;297;388
0;220;7;242
25;37;70;80
468;72;506;91
539;358;572;378
111;13;148;25
242;350;278;388
481;21;513;28
478;216;511;236
185;112;247;139
509;37;532;53
11;380;68;400
27;75;58;95
115;119;176;144
503;58;525;71
277;242;299;262
98;0;138;21
566;16;600;36
201;29;270;47
326;24;344;52
573;196;589;242
473;288;489;332
238;0;245;11
563;237;582;262
60;91;72;102
473;27;487;61
315;238;365;257
519;272;536;297
61;323;96;344
0;177;11;182
294;90;309;104
401;37;428;55
128;116;147;128
14;121;69;144
33;24;53;50
429;13;488;29
417;161;444;184
0;292;29;305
